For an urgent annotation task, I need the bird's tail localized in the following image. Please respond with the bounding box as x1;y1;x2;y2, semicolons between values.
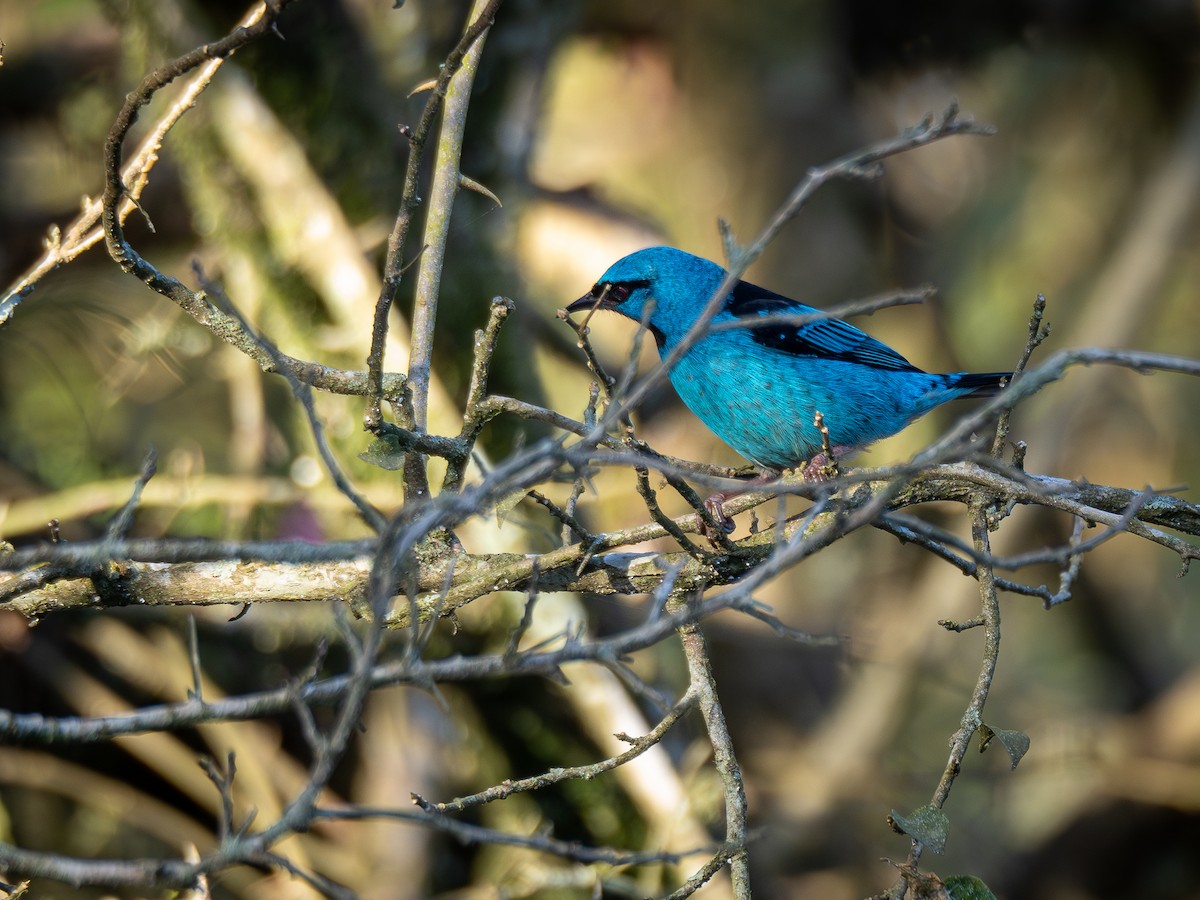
948;372;1013;398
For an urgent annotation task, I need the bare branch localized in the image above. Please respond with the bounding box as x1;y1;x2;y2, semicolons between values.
413;688;696;813
0;2;279;326
365;0;506;432
675;605;750;896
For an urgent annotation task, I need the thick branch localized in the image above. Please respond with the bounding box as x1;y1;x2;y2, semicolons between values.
5;463;1197;619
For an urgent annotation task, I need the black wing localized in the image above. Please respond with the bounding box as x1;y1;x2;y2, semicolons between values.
726;281;923;373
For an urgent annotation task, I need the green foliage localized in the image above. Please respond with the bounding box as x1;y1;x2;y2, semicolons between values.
359;434;408;470
944;874;998;900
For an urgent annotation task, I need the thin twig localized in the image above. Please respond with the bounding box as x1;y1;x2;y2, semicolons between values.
407;0;499;436
196;267;387;532
365;0;506;432
103;448;158;542
0;2;278;326
444;296;516;492
991;292;1050;456
413;688;696;813
894;497;1004;886
673;598;751;897
317;804;700;867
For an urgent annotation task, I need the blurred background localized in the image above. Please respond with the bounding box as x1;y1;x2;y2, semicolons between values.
1;0;1199;897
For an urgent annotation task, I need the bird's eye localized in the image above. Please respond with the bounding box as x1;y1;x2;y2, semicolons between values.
608;283;631;303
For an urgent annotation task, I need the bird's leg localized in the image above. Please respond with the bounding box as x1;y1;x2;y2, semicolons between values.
702;448;855;535
702;469;781;536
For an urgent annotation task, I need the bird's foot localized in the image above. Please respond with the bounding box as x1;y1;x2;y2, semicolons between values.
700;469;781;539
802;446;854;482
702;492;737;537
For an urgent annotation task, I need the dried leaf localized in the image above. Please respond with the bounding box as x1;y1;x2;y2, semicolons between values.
979;724;1031;770
888;803;949;854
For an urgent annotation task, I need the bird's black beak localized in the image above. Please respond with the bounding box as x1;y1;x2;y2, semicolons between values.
564;286;611;316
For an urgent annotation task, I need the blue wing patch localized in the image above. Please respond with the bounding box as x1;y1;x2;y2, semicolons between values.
726;281;923;373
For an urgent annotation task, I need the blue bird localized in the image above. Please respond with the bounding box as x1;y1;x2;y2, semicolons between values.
566;246;1010;529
